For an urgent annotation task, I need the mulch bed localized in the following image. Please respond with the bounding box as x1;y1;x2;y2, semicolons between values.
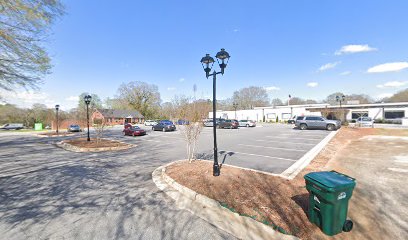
63;138;127;148
166;127;386;239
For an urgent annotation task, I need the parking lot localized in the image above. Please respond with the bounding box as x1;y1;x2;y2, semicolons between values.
0;124;331;239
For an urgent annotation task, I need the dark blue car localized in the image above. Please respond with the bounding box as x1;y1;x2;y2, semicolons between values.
152;120;176;132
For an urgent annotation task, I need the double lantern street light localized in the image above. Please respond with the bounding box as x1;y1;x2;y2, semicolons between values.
233;102;238;119
200;48;230;176
84;94;92;141
55;104;60;134
336;95;346;108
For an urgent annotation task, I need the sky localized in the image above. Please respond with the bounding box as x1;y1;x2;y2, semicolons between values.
3;0;408;110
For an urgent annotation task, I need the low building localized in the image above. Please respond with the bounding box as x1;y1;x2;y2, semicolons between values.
92;109;144;125
209;102;408;123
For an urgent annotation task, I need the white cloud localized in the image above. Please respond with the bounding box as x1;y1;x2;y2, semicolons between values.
233;29;239;32
264;86;280;91
367;62;408;73
340;71;351;76
335;44;377;55
318;62;340;72
167;87;176;91
376;81;408;88
377;93;393;99
179;78;185;82
65;96;79;101
307;82;319;87
15;91;48;102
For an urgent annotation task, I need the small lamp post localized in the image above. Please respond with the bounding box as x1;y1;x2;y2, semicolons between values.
232;102;238;119
55;104;60;135
200;48;230;176
84;95;92;141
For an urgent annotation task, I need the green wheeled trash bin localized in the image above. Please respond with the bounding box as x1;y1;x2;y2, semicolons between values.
304;170;356;236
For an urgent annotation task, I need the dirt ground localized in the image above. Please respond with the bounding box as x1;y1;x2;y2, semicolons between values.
166;127;408;239
64;138;127;148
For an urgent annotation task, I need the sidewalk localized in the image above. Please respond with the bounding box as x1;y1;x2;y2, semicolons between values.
312;131;408;239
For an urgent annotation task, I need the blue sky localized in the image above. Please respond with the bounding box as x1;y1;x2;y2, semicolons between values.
4;0;408;110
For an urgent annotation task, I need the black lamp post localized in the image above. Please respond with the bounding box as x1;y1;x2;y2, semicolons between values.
84;95;92;141
55;104;60;135
233;102;238;119
336;95;346;108
336;95;346;122
200;48;230;176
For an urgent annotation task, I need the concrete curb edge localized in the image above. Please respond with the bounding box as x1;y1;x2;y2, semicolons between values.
280;129;339;179
152;160;298;240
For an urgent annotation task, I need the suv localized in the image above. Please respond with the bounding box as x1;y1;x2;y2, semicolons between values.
295;116;341;131
144;120;158;126
218;119;239;129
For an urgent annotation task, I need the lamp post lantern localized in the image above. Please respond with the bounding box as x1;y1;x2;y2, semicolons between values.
55;104;60;135
200;48;230;176
84;95;92;141
233;102;238;119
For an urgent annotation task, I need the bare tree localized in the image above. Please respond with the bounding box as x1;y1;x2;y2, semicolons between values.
176;99;210;162
0;0;64;92
93;118;106;144
271;98;284;106
383;88;408;103
232;86;269;109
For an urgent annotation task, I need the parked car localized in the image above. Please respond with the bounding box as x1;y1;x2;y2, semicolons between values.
123;125;146;136
287;116;297;124
295;116;341;131
67;124;82;132
356;117;374;127
238;120;256;127
203;118;222;127
152;120;176;132
144;120;158;126
218;119;239;129
0;123;24;130
177;119;190;125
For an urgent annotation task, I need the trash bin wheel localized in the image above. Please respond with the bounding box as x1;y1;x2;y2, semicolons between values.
343;220;353;232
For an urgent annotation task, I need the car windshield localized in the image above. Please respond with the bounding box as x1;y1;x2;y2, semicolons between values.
161;121;173;125
131;126;140;130
362;117;372;121
70;125;78;127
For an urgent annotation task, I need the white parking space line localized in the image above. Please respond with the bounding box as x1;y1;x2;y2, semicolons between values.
238;144;307;152
221;150;297;162
254;139;316;145
266;136;323;140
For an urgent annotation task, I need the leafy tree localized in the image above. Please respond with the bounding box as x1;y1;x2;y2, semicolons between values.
0;0;64;91
232;86;269;109
347;94;374;104
115;81;161;119
383;88;408;103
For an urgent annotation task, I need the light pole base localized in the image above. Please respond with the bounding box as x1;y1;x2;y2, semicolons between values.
213;164;220;176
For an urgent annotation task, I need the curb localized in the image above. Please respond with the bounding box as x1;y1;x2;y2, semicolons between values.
56;139;135;152
280;129;339;179
152;161;298;240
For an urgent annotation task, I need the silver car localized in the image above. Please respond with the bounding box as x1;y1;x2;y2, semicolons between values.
356;117;374;127
295;116;341;131
238;120;256;127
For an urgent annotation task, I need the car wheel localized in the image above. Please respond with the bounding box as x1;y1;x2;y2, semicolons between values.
326;124;335;131
300;124;307;130
152;127;155;131
123;131;126;136
162;128;166;132
246;124;249;127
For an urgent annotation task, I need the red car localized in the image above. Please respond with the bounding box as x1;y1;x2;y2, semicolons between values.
123;125;146;136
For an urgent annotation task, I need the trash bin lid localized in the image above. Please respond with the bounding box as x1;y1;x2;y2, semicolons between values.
304;171;355;191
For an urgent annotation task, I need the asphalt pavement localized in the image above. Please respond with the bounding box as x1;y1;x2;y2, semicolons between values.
0;124;330;239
